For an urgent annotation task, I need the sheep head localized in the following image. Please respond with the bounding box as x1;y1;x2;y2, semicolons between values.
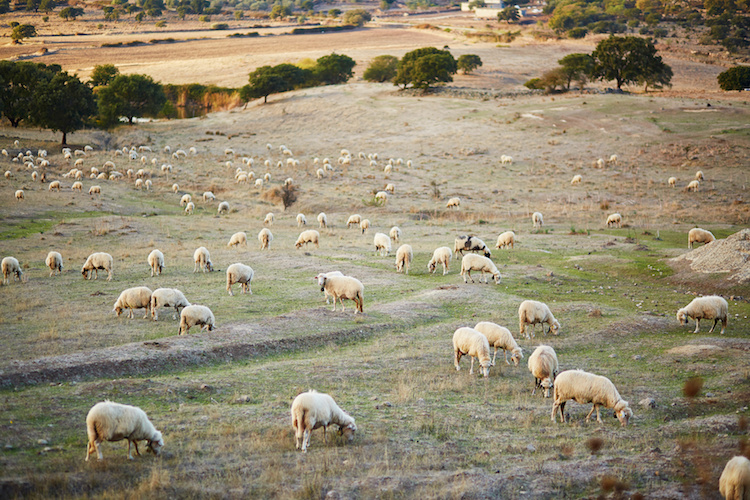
549;320;561;335
428;261;436;273
676;309;688;325
541;378;553;398
614;401;632;427
113;305;123;317
339;422;357;443
510;348;523;366
146;432;164;455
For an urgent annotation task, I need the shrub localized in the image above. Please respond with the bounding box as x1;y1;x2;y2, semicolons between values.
717;66;750;90
199;15;210;22
212;23;229;29
568;27;587;39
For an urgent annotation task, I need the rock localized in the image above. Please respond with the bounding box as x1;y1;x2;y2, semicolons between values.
200;384;212;391
37;439;48;446
640;398;656;409
705;392;715;398
234;395;251;403
325;490;340;500
4;444;13;450
632;355;643;361
526;444;536;453
608;353;617;358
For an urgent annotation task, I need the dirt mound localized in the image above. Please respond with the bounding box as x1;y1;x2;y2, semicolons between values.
672;229;750;283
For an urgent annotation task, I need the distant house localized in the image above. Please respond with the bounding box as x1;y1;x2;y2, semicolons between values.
460;0;503;13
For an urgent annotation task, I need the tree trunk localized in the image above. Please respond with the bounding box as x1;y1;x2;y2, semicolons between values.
61;131;67;145
264;95;267;103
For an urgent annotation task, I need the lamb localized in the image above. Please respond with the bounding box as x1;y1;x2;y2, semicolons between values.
48;180;61;191
291;390;357;452
193;246;214;273
389;226;401;242
495;231;515;250
2;257;23;285
446;197;460;209
570;174;582;185
719;456;750;500
395;244;413;274
258;228;273;250
147;249;164;277
226;263;254;296
454;235;491;258
179;304;215;335
81;252;114;281
428;246;452;275
319;275;364;314
551;369;632;427
202;191;215;202
185;202;194;215
606;213;622;228
314;271;344;304
532;211;544;228
85;401;164;461
14;189;24;201
686;179;700;192
668;176;676;187
150;288;190;321
297;213;307;227
45;251;63;276
373;232;391;256
473;321;523;367
528;345;559;397
113;286;153;319
346;214;361;228
677;295;728;334
688;227;715;249
452;327;492;377
359;219;370;234
460;254;501;284
518;300;560;339
180;194;192;207
88;185;101;196
695;170;704;181
317;212;327;228
227;231;248;248
264;212;274;225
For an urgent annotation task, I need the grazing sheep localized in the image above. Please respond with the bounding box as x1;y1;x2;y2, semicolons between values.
375;191;388;204
226;263;254;296
595;158;605;169
180;194;192;207
217;201;229;215
2;257;23;285
113;286;153;319
48;180;61;191
389;226;401;242
291;390;357;452
606;213;622;228
150;288;190;321
500;155;513;165
228;231;248;248
14;189;24;201
385;183;395;193
193;247;214;273
295;229;320;249
88;185;101;196
532;212;544;228
571;174;582;185
346;214;361;228
528;345;559;397
185;202;194;215
172;183;179;193
202;191;215;202
135;179;144;190
373;232;391;256
551;369;632;427
686;180;700;192
45;251;63;277
258;228;273;250
264;212;274;225
395;244;413;274
452;327;492;377
428;246;452;275
81;252;114;281
495;231;515;250
668;176;676;187
85;401;164;461
359;219;370;234
446;197;460;209
144;179;152;191
695;170;704;181
519;300;560;339
677;295;728;334
719;456;750;500
607;154;618;166
147;249;164;277
297;213;307;227
474;321;523;367
314;271;344;304
316;168;325;179
319;275;364;314
460;254;501;284
688;228;715;249
179;304;215;335
317;212;328;228
71;181;83;192
453;235;491;258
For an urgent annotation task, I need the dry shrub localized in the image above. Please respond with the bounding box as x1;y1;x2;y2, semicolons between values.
600;201;610;210
587;437;603;454
588;308;602;318
683;377;703;398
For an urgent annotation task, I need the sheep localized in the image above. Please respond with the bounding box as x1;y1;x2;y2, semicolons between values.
48;180;61;191
314;271;344;304
532;211;544;228
375;191;388;204
226;263;254;296
389;226;401;242
695;170;704;181
172;183;179;193
719;456;750;500
359;219;370;234
284;177;293;187
291;390;357;452
2;257;23;285
217;201;229;215
446;197;460;209
606;213;622;228
71;181;83;192
135;179;144;190
297;213;307;227
686;179;700;192
452;327;492;377
179;304;215;335
395;244;413;274
688;227;715;249
346;214;361;228
81;252;114;281
319;275;364;313
595;158;605;169
570;174;582;185
180;194;192;207
88;185;101;196
518;300;560;339
677;295;728;334
551;369;632;427
495;231;515;250
385;183;395;193
202;191;215;202
373;232;391;256
317;212;327;228
528;345;559;397
15;189;24;201
668;176;676;187
258;228;273;250
45;251;63;277
147;249;164;277
150;288;190;321
185;202;194;215
454;235;491;258
193;247;214;273
607;154;618;166
227;231;248;248
460;254;501;284
428;246;452;275
474;321;523;367
85;401;164;461
316;168;325;179
264;212;274;225
500;155;513;165
295;229;320;249
113;286;153;319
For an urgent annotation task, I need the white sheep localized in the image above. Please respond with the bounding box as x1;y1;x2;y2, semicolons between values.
264;212;274;225
375;191;388;205
528;345;559;397
551;369;632;427
49;180;61;191
317;212;327;228
316;168;325;179
179;304;215;335
688;228;715;249
14;189;24;201
668;176;676;187
226;263;254;296
2;257;23;285
607;154;618;166
172;183;179;193
460;254;500;284
258;228;273;250
147;249;164;277
532;211;544;228
346;214;361;228
452;327;491;377
113;286;153;319
134;179;144;190
446;197;460;209
606;213;622;228
314;271;344;304
150;288;190;321
453;235;491;258
595;158;605;169
373;232;391;256
217;201;229;215
185;202;194;215
474;321;523;367
389;226;401;242
228;231;248;248
81;252;114;281
695;170;704;181
193;247;214;273
202;191;215;202
385;183;395;193
359;219;370;234
85;401;164;461
318;275;364;313
500;155;513;165
71;181;83;192
291;390;357;452
677;295;728;334
395;244;413;274
686;179;700;192
495;231;515;250
180;194;192;207
88;185;101;196
428;246;452;275
296;213;307;227
144;179;152;191
295;229;320;249
45;251;63;277
570;174;582;185
518;300;560;339
719;455;750;500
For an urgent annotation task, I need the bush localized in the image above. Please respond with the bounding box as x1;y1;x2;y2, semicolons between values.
342;8;371;26
567;27;587;39
653;27;668;37
199;15;210;21
155;20;167;27
717;65;750;90
363;55;399;82
524;77;543;90
212;23;229;29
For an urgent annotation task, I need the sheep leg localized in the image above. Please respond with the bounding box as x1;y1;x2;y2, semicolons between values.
504;350;511;366
532;378;538;396
331;296;337;312
133;440;141;456
491;348;498;367
693;319;700;334
127;440;134;460
721;317;727;335
340;298;345;313
193;262;198;273
442;264;448;275
323;425;328;444
469;356;475;375
142;308;149;319
454;349;462;371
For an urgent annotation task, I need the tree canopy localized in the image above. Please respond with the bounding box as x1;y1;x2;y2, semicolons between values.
32;72;96;144
717;66;750;90
497;6;520;22
590;35;671;89
314;53;356;85
0;61;59;127
96;73;166;125
457;54;483;74
90;64;120;87
59;6;84;19
11;24;36;42
342;8;371;26
393;47;457;90
558;53;594;89
363;55;399;83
